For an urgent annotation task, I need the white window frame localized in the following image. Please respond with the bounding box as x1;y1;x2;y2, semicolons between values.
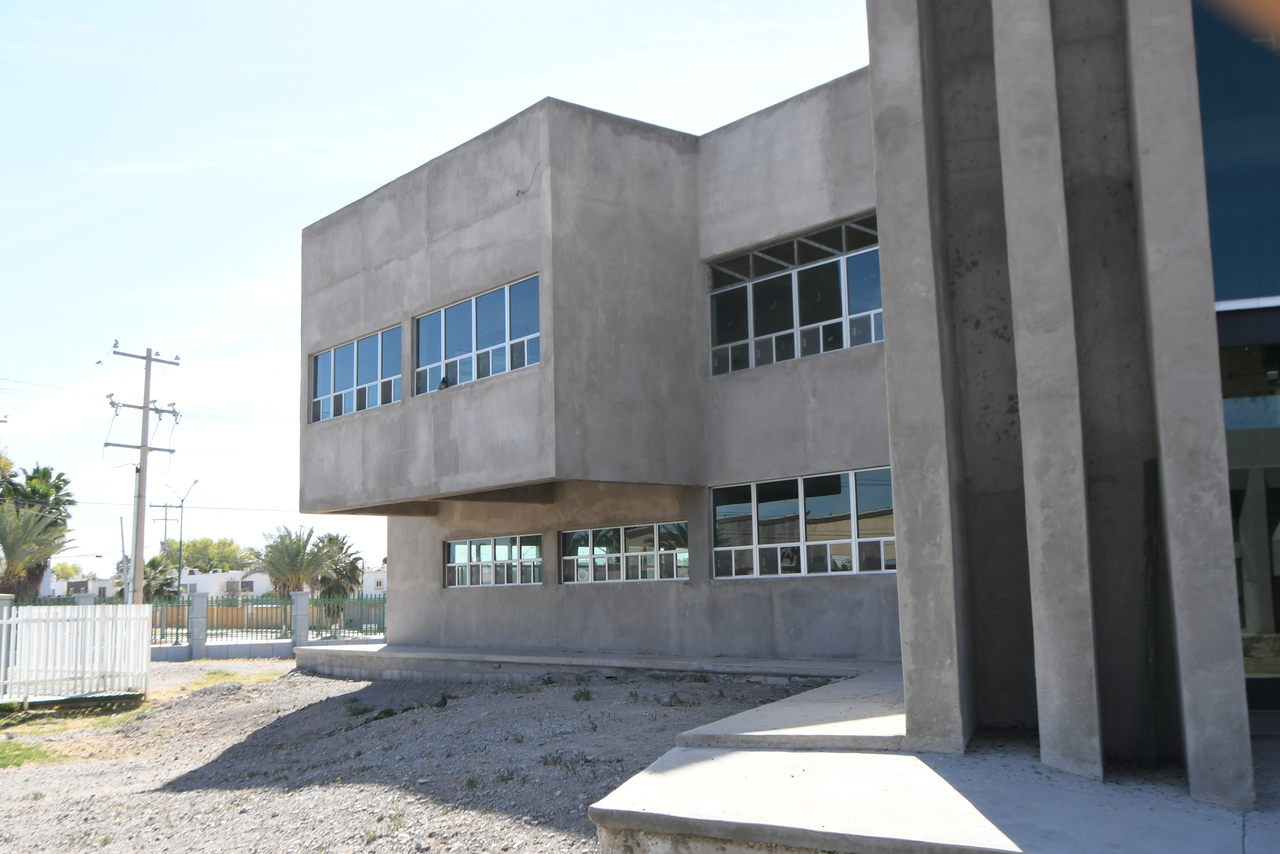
559;522;691;584
444;534;544;588
711;468;895;580
310;325;403;423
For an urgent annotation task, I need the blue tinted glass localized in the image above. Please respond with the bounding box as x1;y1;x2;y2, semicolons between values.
509;276;540;339
333;343;355;391
1193;4;1280;302
357;335;379;386
313;351;331;399
491;345;506;374
873;311;884;342
381;326;401;378
756;479;800;545
713;485;753;548
846;249;882;315
804;474;852;542
445;302;473;359
417;312;442;368
476;289;506;350
526;335;540;365
855;469;893;517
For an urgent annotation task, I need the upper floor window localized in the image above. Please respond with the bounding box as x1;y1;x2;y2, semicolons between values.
711;468;894;579
709;215;880;375
559;522;690;583
311;326;402;422
415;275;540;395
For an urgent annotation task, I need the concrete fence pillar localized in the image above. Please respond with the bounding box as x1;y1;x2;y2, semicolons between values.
0;594;11;689
189;593;208;660
73;593;96;607
291;591;310;650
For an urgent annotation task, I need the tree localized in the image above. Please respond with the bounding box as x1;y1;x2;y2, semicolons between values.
255;526;324;596
0;503;70;597
52;562;84;580
160;537;254;574
143;555;180;602
312;533;364;598
0;463;75;596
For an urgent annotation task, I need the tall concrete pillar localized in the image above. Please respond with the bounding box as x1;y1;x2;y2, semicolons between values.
990;0;1104;780
868;0;975;753
1123;0;1254;810
1240;468;1275;634
291;591;311;652
189;593;208;660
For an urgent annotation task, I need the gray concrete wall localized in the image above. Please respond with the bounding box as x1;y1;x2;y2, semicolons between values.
386;481;901;661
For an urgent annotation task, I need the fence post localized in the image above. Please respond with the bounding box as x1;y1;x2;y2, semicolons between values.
0;594;12;698
74;593;96;607
190;593;208;660
291;591;309;651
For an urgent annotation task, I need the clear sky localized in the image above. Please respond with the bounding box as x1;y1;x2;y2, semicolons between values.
0;1;870;580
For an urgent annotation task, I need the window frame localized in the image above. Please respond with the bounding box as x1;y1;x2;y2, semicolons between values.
711;468;895;580
559;521;691;584
415;275;540;396
310;325;403;423
443;534;544;589
710;216;882;376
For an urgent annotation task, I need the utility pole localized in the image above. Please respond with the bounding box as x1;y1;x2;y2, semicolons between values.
152;502;177;546
168;480;198;585
106;346;180;604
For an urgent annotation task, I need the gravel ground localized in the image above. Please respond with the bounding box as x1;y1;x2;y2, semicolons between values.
1;661;809;853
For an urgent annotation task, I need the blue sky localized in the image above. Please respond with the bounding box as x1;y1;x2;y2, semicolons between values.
0;2;870;578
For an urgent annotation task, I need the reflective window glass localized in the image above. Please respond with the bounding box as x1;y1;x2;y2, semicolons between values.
850;314;873;347
526;336;540;365
445;302;472;359
357;334;379;386
494;536;517;561
625;525;655;553
855;469;894;538
520;535;542;560
592;528;621;554
313;351;332;398
752;275;794;337
798;261;842;326
334;343;355;391
714;486;753;548
658;522;688;551
561;530;589;557
476;289;506;350
712;287;749;347
756;479;800;545
510;276;540;339
417;312;442;368
382;326;402;379
847;249;882;315
804;474;852;542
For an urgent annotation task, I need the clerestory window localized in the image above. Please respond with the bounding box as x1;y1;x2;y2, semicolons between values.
415;275;540;395
709;215;881;375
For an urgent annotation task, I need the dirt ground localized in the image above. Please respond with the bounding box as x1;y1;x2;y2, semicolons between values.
0;660;808;853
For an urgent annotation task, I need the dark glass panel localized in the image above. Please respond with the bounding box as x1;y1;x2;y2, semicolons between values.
320;397;331;420
884;540;897;570
561;559;575;584
752;275;794;336
592;528;621;554
334;343;355;391
809;226;844;253
754;337;774;366
333;392;345;417
310;399;321;423
713;485;753;548
758;547;779;575
855;214;877;234
845;225;877;252
711;286;749;346
712;347;731;376
476;289;506;350
576;559;590;583
714;551;734;578
858;541;883;573
313;351;332;399
511;339;526;370
855;469;895;538
797;239;837;265
491;346;506;374
417;312;442;369
526;336;540;364
561;530;590;557
850;314;873;348
733;549;754;576
594;558;607;582
381;379;392;405
830;543;854;572
477;350;491;379
658;522;688;551
625;525;655;553
625;556;640;581
717;254;752;280
711;267;746;290
509;276;540;339
640;555;656;580
355;386;366;411
730;343;750;371
822;321;844;352
752;253;787;277
805;473;852;542
445;360;458;387
798;261;842;326
445;301;473;359
774;333;795;361
807;544;829;573
415;369;431;396
494;564;506;585
873;312;884;342
800;327;821;358
520;535;542;560
607;557;622;581
660;553;675;579
756;479;800;545
780;546;802;574
759;240;796;266
847;248;882;315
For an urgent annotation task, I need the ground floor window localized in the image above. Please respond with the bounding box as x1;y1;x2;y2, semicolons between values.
560;522;690;583
712;469;894;579
444;535;543;587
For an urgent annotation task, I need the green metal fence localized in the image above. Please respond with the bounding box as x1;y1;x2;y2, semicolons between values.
13;597;77;607
308;594;386;640
208;595;292;643
151;597;190;645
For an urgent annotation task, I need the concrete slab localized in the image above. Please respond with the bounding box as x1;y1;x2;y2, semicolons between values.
592;735;1276;854
678;665;904;751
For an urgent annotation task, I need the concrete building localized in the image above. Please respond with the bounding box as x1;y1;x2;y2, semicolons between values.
301;0;1272;810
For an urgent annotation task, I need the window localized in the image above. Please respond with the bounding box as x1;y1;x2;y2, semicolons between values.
240;580;254;593
415;275;540;394
712;468;894;578
709;215;881;375
559;522;690;583
444;534;543;587
311;325;402;422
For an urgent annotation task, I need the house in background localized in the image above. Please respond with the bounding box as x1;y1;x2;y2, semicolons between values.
362;559;387;596
179;568;271;598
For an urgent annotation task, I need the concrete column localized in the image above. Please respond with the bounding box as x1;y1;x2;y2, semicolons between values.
73;593;96;607
189;593;208;660
1240;468;1275;634
291;591;310;650
0;594;11;692
868;0;975;753
1123;0;1254;809
990;0;1104;779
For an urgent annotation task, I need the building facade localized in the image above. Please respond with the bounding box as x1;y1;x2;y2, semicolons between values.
302;0;1270;810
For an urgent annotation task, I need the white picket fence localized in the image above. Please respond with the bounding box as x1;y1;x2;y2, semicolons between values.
0;603;150;702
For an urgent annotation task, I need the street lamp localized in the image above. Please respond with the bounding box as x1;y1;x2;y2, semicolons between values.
168;480;198;586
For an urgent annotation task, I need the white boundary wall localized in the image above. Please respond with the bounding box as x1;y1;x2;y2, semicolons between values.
0;600;150;702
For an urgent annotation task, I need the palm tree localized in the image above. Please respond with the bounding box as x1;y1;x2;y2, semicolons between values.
1;464;75;596
312;533;364;598
256;526;324;596
143;555;180;602
0;503;70;597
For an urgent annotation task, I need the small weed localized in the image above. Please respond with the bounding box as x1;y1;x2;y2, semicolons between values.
692;672;709;682
99;836;111;847
346;699;375;717
628;691;641;703
497;767;516;783
572;688;592;702
363;827;379;843
465;776;478;790
513;733;524;744
24;791;44;801
587;715;598;732
542;676;555;685
366;708;397;723
189;669;238;691
445;750;452;758
389;810;404;831
519;774;529;785
0;742;56;768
